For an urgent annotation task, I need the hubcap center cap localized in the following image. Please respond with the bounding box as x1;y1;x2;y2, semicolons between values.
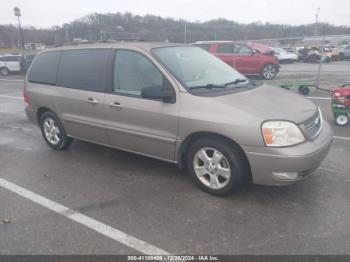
208;163;217;173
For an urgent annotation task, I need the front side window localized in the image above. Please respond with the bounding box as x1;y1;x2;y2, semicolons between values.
152;46;244;90
235;45;253;55
113;50;165;96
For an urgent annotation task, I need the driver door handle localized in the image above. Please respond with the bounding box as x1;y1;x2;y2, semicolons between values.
109;102;123;110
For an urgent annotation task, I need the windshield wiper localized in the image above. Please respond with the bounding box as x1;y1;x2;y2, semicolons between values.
189;83;226;90
223;78;248;87
189;78;254;90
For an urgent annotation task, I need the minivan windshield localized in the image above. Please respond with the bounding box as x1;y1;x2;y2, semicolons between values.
152;46;246;90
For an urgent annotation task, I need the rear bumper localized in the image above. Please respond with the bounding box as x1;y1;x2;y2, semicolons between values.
25;106;38;125
243;122;333;186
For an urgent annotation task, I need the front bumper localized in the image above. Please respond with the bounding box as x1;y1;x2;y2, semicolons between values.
243;121;333;186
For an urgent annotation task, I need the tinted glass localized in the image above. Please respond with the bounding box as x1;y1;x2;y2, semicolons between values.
1;56;21;62
235;45;253;55
27;51;62;85
195;44;211;51
217;44;234;54
57;49;111;92
114;50;164;96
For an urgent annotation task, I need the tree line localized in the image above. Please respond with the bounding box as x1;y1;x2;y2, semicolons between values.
1;12;350;48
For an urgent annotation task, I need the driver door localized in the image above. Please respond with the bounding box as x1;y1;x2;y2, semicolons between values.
233;44;258;74
103;50;180;161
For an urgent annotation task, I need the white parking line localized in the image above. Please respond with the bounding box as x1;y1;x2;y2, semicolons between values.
0;177;170;255
334;136;350;141
307;97;331;100
0;95;22;100
0;79;24;82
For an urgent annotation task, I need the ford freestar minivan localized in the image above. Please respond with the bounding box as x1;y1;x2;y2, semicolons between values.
24;43;333;196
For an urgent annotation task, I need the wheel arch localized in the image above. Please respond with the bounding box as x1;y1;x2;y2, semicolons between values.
37;107;56;123
177;131;251;176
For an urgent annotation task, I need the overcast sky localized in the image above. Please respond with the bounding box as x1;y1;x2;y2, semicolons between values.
0;0;349;28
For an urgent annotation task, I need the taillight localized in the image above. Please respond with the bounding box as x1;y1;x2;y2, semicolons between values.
23;88;30;106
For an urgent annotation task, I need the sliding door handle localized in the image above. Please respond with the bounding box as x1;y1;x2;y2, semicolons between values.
109;102;123;110
87;97;98;105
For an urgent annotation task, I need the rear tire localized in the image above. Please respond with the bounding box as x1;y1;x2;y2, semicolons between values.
339;53;345;60
39;111;73;150
0;67;9;76
186;137;249;196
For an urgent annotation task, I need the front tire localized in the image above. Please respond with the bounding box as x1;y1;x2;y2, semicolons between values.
186;137;249;196
260;64;278;80
39;111;73;150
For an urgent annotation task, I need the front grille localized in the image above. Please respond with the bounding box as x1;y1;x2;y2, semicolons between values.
300;110;322;141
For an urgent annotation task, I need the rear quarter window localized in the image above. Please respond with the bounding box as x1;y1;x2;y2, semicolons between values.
57;49;111;92
27;51;62;85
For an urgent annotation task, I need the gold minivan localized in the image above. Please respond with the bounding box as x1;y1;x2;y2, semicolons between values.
24;43;333;195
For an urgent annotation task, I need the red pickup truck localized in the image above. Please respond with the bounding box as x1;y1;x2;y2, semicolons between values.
194;41;280;80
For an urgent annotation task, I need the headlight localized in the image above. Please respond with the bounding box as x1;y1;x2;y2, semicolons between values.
262;121;305;147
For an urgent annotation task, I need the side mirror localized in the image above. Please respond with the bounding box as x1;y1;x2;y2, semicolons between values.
141;85;174;102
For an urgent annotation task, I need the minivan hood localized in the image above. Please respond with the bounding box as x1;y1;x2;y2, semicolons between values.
214;84;317;124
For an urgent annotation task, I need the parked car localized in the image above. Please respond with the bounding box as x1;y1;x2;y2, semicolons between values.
339;45;350;60
272;47;298;63
0;55;21;75
195;41;280;80
24;43;332;196
321;45;340;61
298;47;323;63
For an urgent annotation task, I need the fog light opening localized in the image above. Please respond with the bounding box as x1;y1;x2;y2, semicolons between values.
272;172;299;181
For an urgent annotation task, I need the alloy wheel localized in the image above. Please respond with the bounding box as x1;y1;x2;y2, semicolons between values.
43;117;61;145
1;68;9;76
262;65;276;79
193;147;231;190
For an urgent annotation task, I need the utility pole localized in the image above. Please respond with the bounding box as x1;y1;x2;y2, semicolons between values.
184;23;187;43
14;7;25;49
314;7;320;36
64;24;70;45
315;8;323;88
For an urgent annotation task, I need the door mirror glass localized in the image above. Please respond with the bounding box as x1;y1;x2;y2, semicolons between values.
141;85;173;102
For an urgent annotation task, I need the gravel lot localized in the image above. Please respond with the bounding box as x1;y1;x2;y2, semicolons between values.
0;61;349;255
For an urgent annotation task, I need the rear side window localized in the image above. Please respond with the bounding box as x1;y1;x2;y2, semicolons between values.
57;49;111;92
195;44;211;51
28;51;62;85
0;56;21;62
217;44;234;54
